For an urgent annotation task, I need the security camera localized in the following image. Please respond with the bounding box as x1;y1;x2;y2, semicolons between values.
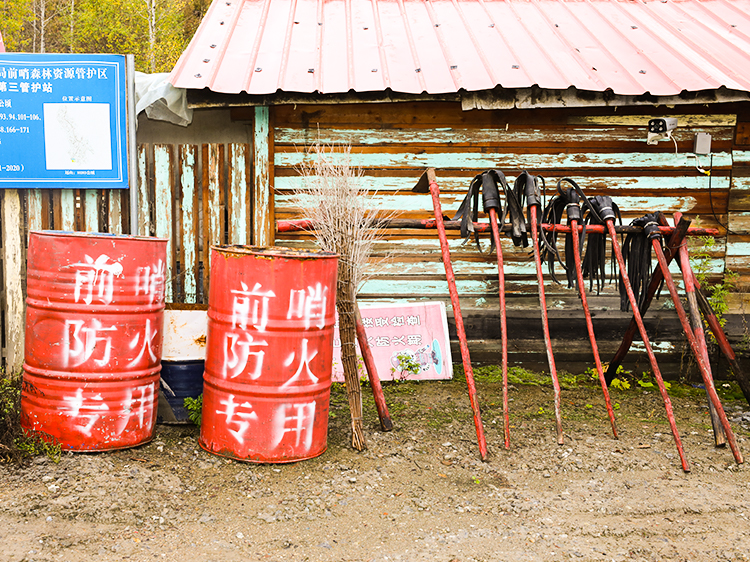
648;117;677;134
647;117;678;145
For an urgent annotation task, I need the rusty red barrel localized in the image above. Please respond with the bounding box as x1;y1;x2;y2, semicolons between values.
21;231;167;451
201;246;338;462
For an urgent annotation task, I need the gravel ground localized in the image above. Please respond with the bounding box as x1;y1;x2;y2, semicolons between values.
2;375;750;562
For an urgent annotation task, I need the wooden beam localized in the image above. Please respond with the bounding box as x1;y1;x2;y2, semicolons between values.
253;106;274;246
2;190;25;372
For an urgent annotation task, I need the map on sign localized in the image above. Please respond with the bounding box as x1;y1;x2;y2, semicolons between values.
43;103;112;170
0;53;128;189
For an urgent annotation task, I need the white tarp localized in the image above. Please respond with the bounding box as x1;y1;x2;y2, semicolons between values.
135;71;193;127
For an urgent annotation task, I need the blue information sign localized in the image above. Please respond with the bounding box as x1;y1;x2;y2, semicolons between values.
0;53;128;189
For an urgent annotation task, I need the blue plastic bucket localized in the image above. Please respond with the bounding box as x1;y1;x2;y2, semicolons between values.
158;360;204;423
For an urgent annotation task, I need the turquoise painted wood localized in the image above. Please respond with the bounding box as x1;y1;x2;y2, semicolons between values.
276;151;734;170
274;126;734;146
60;190;76;231
180;145;198;303
275;175;730;193
254;106;272;246
154;145;174;302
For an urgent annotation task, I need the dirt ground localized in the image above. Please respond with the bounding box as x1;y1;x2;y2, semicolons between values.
2;371;750;562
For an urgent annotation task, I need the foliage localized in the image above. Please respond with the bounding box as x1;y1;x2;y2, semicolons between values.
1;0;208;73
691;235;739;344
610;378;631;391
1;372;60;463
391;352;421;381
183;394;202;427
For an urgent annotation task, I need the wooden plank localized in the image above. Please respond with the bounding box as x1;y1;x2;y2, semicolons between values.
228;143;251;245
203;143;224;297
254;106;273;246
728;176;750;211
274;174;731;193
274;126;735;147
179;145;199;303
60;189;76;231
267;102;739;129
27;189;44;236
274;191;702;215
1;190;24;372
137;144;152;236
108;190;123;235
83;190;100;232
568;115;737;127
727;212;750;234
201;144;210;301
275;150;734;171
153;145;174;302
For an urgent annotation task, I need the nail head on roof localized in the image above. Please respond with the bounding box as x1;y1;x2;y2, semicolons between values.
450;65;457;70
194;73;202;78
639;70;647;74
210;44;216;48
512;64;519;69
308;68;315;73
220;21;224;25
631;25;638;29
372;68;378;72
203;58;210;63
415;68;421;73
489;23;495;27
255;67;262;72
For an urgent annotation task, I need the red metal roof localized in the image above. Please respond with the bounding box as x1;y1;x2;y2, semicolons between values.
170;0;750;97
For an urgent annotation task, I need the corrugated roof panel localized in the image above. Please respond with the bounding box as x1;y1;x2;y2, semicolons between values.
170;0;750;97
348;1;386;93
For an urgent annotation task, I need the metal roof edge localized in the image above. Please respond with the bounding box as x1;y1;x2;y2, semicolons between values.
185;86;750;110
462;86;750;110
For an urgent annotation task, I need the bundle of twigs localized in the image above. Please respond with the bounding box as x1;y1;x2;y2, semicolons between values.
294;142;385;451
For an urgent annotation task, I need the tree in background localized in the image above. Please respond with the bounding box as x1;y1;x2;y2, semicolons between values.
0;0;209;73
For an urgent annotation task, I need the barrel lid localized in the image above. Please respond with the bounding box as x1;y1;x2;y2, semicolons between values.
29;230;168;243
212;245;338;259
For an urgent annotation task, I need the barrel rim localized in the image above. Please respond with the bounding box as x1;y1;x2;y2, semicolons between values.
29;230;168;243
211;245;338;259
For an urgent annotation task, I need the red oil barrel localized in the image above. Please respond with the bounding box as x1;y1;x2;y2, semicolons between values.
21;231;167;451
200;246;338;463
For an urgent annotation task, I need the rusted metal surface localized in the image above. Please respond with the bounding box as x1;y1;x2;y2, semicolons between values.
605;218;691;382
605;219;690;472
488;207;510;450
21;231;167;451
354;304;393;432
171;0;750;97
278;218;719;236
414;169;487;460
569;217;618;439
529;203;564;445
653;238;742;462
200;245;338;463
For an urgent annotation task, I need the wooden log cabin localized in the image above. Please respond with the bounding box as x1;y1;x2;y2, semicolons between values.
161;0;750;377
8;0;750;378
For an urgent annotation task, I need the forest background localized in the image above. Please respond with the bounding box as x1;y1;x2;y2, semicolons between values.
0;0;210;72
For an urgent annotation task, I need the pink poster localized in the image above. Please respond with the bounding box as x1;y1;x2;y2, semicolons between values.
332;301;453;382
